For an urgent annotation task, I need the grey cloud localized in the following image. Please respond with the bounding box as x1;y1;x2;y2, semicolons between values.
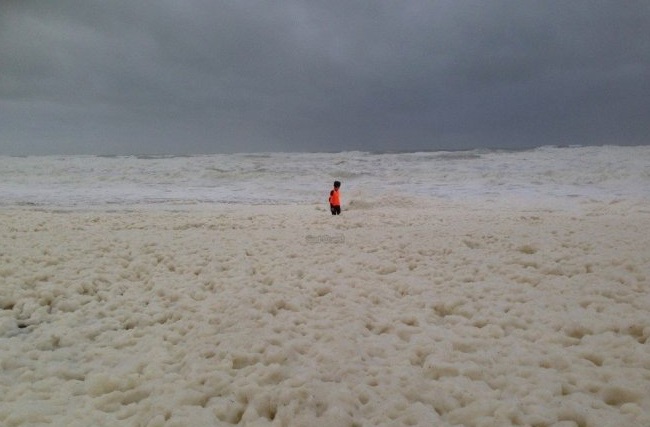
1;0;648;155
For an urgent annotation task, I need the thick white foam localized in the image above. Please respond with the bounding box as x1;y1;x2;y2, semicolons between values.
1;199;649;426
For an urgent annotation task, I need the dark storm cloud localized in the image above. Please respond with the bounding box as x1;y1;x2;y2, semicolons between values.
1;0;648;155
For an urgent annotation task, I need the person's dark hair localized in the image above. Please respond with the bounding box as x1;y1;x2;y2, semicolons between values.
334;181;341;188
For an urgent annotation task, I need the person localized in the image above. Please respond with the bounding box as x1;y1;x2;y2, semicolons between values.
329;180;341;215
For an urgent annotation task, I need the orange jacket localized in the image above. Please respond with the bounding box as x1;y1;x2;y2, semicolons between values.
329;188;340;206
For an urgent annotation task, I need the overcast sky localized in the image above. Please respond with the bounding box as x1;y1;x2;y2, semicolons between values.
1;1;648;155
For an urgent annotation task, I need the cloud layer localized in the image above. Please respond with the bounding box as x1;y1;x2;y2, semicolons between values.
1;1;649;154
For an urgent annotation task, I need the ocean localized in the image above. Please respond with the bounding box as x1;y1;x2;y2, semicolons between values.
1;145;648;209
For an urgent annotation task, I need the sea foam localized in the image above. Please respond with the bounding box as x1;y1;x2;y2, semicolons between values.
1;145;649;426
0;145;648;209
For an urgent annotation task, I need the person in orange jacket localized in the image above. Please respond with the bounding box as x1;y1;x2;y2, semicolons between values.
329;180;341;215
